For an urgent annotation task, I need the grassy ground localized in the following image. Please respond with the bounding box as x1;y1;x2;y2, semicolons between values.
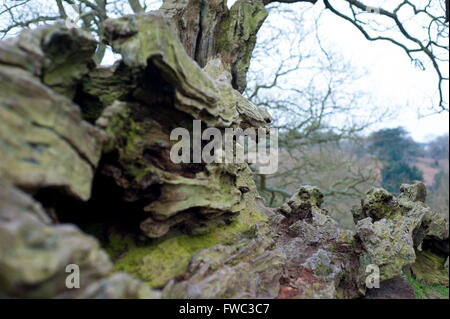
406;274;449;299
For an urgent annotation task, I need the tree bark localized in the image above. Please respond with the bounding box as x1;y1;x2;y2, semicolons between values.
160;0;268;93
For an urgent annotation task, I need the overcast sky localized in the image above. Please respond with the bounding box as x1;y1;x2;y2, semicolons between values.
101;0;448;142
308;2;449;143
239;0;448;143
7;0;444;143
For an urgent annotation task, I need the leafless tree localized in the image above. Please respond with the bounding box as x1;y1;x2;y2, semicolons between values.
263;0;449;112
245;4;386;220
0;0;447;220
0;0;161;62
1;1;447;110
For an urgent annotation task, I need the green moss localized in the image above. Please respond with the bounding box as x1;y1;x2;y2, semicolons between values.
406;273;449;299
106;231;136;255
120;119;143;160
218;0;267;91
362;188;400;220
315;262;323;275
81;101;105;123
410;250;449;287
103;103;145;167
108;205;267;288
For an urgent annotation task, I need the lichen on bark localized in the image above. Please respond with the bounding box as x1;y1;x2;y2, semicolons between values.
160;0;268;93
0;6;448;299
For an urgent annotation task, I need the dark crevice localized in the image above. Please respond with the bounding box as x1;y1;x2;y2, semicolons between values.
422;237;449;256
33;158;160;245
194;0;204;66
73;83;104;124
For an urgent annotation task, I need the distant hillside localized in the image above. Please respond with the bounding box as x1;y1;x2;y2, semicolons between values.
414;157;449;187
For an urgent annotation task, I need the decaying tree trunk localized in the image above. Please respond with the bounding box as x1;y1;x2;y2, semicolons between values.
160;0;268;93
0;1;448;299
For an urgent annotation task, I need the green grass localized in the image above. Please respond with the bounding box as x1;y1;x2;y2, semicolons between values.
406;274;449;299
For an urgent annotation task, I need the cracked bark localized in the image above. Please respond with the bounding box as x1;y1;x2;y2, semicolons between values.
160;0;268;93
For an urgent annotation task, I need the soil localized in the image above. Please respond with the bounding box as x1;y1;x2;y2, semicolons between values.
364;276;416;299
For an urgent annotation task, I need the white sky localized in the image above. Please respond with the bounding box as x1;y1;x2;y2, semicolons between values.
316;8;449;143
228;0;449;143
5;0;444;143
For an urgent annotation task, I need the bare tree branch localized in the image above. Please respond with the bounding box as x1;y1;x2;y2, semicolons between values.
263;0;318;5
